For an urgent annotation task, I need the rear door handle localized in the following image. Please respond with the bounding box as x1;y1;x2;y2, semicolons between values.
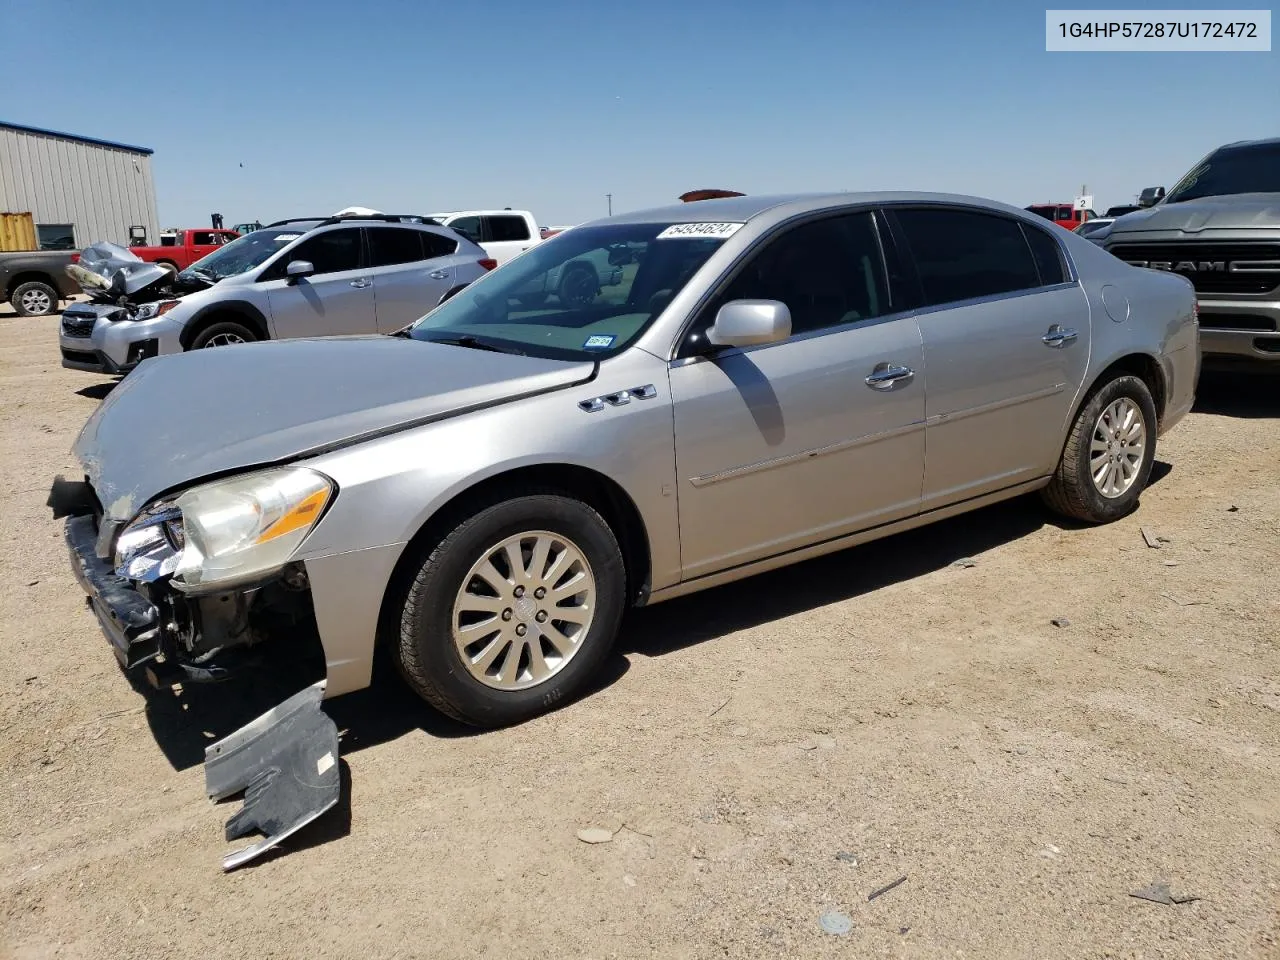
1042;324;1078;346
349;278;371;289
865;362;915;389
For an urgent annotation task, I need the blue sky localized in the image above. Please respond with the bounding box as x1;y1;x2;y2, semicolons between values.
2;0;1276;227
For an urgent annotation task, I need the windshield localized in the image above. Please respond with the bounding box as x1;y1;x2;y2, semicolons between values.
406;222;732;360
1164;142;1280;204
182;227;310;280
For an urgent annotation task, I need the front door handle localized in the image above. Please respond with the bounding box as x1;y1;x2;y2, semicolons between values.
1042;324;1078;346
865;362;915;389
349;278;371;289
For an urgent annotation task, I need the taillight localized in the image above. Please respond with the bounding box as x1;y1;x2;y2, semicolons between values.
478;259;497;271
70;253;80;263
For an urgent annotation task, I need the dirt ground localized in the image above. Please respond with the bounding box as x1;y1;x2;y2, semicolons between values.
1;310;1278;960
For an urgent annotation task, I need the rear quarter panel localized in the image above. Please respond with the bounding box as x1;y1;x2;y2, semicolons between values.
1067;233;1199;426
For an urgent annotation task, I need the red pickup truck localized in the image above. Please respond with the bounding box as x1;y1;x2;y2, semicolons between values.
1025;203;1097;232
129;228;241;275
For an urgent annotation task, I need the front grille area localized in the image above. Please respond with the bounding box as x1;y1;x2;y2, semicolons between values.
61;314;97;338
61;347;100;365
1197;313;1278;332
1108;243;1280;295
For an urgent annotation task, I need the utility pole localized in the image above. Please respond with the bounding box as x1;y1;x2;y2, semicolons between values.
606;193;613;216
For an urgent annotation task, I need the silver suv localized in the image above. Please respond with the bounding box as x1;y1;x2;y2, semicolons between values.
59;214;492;374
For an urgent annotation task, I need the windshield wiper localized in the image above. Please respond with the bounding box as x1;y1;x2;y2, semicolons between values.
423;334;526;356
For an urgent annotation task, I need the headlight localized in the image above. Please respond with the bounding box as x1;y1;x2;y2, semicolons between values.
171;467;335;592
132;300;181;321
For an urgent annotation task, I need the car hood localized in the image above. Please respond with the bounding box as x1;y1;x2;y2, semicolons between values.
67;241;172;298
73;336;597;521
1107;193;1280;236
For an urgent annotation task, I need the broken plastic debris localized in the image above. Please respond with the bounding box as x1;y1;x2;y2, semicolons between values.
203;681;340;872
1141;528;1163;549
576;827;615;844
835;851;859;865
951;557;977;569
819;911;852;936
1051;617;1071;628
1129;880;1202;906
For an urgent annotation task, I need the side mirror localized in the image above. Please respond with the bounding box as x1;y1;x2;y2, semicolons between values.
1138;186;1165;208
286;260;315;283
707;300;792;348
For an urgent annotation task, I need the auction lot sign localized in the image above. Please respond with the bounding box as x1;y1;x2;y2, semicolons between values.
1046;9;1271;50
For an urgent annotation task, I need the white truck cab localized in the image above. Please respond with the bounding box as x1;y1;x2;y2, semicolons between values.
427;209;540;266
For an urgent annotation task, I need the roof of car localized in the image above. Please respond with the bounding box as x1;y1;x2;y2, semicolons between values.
599;191;1041;228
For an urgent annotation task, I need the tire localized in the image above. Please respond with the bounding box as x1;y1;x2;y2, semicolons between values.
557;263;598;308
189;320;257;350
11;280;59;317
396;492;626;728
1041;373;1158;524
157;261;179;279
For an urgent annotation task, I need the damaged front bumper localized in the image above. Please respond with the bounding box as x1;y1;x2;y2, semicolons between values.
65;505;341;870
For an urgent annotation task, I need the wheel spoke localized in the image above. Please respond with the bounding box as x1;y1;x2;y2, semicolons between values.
552;570;588;600
539;622;576;657
528;536;552;583
500;638;526;684
474;559;512;595
469;634;509;672
504;541;528;582
525;633;553;681
551;603;590;624
456;615;501;640
457;593;507;615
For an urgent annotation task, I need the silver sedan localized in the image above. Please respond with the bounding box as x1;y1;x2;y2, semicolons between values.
63;192;1199;728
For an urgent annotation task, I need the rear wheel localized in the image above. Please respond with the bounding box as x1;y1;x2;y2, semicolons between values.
190;320;256;350
558;263;598;307
1041;374;1157;523
395;492;626;728
11;280;59;317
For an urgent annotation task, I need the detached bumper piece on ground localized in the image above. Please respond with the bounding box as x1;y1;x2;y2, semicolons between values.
204;681;341;872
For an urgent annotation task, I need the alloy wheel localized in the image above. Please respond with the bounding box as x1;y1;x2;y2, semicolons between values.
1090;397;1147;498
451;530;596;690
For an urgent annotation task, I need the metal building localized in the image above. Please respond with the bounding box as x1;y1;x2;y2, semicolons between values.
0;121;160;251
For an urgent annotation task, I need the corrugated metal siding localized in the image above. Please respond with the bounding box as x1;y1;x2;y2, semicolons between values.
0;127;159;248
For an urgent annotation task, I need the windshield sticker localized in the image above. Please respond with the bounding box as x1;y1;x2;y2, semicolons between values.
583;334;616;350
656;222;744;240
273;234;301;243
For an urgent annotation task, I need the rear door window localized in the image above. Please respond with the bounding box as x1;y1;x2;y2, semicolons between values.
1022;225;1069;285
420;231;459;259
368;227;428;267
485;215;531;242
893;207;1042;306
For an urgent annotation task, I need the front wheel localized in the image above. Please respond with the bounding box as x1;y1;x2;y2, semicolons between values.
1041;373;1158;523
189;320;256;350
395;493;626;727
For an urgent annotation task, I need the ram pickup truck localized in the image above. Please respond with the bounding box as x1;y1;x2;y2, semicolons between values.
130;228;241;276
1026;203;1098;232
427;210;541;266
1100;136;1280;367
0;250;81;316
